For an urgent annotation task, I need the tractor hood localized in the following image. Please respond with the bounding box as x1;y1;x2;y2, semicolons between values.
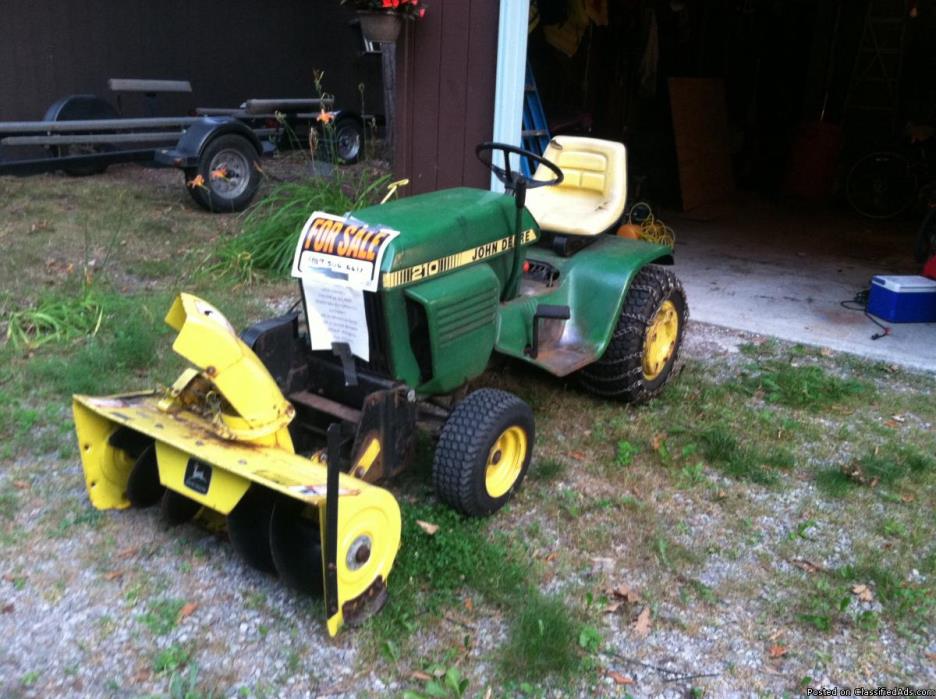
351;187;538;286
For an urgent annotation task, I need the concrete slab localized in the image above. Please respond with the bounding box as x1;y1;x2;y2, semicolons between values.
669;197;936;372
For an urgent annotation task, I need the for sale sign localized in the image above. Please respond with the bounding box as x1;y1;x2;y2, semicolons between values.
291;211;399;292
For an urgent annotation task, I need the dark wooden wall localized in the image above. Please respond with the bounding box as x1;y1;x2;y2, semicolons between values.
393;0;500;194
0;0;382;122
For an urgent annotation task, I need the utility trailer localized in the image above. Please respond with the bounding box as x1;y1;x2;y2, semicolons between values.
0;79;370;212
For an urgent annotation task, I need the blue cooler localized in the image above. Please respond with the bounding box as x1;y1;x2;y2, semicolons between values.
867;275;936;323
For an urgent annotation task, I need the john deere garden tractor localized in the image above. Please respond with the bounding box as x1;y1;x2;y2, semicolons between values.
73;137;687;634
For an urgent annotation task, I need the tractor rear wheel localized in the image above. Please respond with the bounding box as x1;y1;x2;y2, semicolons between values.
432;389;534;517
579;265;687;403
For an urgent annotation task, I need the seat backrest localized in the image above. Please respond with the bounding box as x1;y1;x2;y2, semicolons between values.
533;136;626;200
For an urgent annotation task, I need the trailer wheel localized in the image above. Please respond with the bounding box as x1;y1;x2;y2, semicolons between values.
44;95;118;176
579;265;687;403
333;117;363;164
186;134;261;213
433;389;534;517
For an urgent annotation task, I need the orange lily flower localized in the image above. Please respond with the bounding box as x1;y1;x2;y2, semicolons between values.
186;174;206;189
317;109;334;124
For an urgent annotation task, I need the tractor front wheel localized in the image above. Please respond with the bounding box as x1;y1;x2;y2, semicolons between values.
433;389;534;517
579;265;687;403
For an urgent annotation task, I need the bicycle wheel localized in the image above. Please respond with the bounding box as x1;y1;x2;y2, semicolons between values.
845;151;918;219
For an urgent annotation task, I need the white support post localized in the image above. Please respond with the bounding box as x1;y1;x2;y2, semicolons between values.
490;0;530;192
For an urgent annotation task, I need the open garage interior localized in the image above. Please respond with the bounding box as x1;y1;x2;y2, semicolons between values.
524;0;936;368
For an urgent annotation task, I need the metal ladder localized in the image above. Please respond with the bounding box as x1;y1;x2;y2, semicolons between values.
843;0;908;138
521;62;550;176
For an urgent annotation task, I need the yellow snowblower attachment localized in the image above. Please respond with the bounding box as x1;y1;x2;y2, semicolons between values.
73;293;401;635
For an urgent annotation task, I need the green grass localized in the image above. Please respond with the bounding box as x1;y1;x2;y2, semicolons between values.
530;457;566;482
499;593;583;681
368;502;585;682
796;556;934;636
740;361;868;411
0;485;20;520
154;644;192;674
140;597;186;636
816;445;936;497
693;425;781;484
4;286;105;349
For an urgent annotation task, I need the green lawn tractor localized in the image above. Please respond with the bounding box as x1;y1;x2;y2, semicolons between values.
73;137;687;634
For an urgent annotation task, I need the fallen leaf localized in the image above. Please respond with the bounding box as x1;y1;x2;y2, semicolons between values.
103;571;123;581
416;520;439;536
768;628;784;641
633;607;651;637
604;669;634;685
884;420;898;429
925;652;936;662
852;584;874;603
12;480;30;490
568;450;587;462
133;669;151;683
464;597;474;612
410;671;432;682
651;434;665;450
609;584;641;604
791;559;822;574
901;494;915;503
544;551;559;562
177;602;198;622
604;601;624;614
1;603;13;614
116;546;139;559
768;644;788;658
891;414;906;423
819;347;833;357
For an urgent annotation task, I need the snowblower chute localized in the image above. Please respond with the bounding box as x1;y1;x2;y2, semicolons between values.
73;293;401;636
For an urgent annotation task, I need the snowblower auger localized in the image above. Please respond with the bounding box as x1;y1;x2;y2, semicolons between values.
73;293;401;636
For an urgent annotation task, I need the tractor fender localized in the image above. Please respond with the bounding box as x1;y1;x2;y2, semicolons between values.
495;238;673;376
561;243;675;363
155;116;264;169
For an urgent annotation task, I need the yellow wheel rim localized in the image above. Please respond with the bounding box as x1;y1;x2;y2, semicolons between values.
485;426;527;498
642;299;680;380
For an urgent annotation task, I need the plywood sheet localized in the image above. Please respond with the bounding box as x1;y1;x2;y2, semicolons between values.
668;78;735;211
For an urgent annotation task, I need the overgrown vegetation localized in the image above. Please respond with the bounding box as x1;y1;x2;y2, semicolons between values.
217;173;389;280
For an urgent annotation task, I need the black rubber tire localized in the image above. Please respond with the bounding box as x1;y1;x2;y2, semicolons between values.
332;117;363;164
914;206;936;263
126;444;164;507
578;265;687;404
269;498;324;596
185;134;261;213
44;95;118;176
432;388;534;517
160;489;202;526
227;486;277;573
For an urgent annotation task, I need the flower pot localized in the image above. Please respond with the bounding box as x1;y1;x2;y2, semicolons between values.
357;11;404;43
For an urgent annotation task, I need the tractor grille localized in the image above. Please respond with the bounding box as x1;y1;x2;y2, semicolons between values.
363;291;389;373
434;286;499;349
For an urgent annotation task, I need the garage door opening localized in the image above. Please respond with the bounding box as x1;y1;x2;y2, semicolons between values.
518;0;936;369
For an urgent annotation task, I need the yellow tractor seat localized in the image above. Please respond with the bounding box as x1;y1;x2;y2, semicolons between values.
524;136;627;237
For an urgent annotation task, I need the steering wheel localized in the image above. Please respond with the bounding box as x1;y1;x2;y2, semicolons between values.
475;142;563;192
